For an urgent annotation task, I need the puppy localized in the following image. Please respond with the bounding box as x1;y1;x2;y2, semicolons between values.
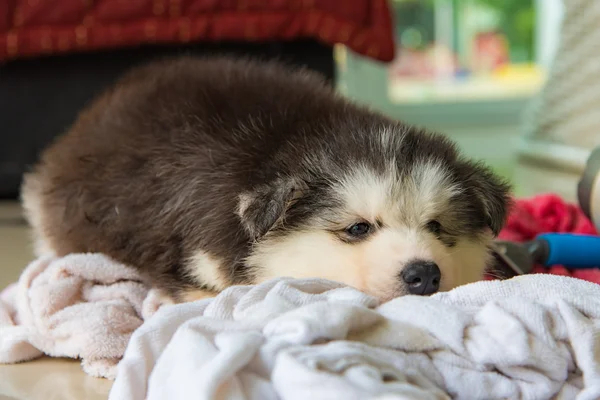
21;56;511;303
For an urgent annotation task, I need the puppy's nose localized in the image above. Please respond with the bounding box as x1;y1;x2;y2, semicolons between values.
401;261;441;295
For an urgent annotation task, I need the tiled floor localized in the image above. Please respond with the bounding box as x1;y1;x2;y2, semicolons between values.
0;202;113;400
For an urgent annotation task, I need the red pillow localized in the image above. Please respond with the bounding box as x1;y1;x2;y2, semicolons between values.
0;0;395;63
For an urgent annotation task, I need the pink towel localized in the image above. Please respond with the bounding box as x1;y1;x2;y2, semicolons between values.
0;253;164;379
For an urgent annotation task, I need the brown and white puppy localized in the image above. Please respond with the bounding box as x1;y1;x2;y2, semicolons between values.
21;56;511;303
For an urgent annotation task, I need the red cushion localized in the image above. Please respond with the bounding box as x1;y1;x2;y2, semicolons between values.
0;0;394;63
495;194;600;285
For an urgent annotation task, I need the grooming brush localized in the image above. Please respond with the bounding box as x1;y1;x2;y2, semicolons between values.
491;233;600;276
492;146;600;277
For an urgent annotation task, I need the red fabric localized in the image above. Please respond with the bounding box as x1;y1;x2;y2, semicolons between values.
497;193;600;283
0;0;394;63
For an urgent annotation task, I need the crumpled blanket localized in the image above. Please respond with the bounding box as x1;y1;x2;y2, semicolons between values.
0;254;163;379
109;275;600;400
2;193;600;389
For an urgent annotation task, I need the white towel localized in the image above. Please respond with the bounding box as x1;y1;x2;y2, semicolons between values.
109;275;600;400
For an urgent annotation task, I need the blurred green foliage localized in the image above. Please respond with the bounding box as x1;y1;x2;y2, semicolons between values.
473;0;535;62
391;0;535;62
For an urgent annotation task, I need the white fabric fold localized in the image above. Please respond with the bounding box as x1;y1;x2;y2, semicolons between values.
110;275;600;400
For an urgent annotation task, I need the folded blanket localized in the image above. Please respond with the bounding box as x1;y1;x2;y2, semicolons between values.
0;254;162;379
110;275;600;400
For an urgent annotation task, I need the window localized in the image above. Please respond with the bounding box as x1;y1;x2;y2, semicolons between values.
388;0;543;103
335;0;563;189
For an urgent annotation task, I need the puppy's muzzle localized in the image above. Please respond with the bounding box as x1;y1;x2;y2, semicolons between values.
401;260;441;295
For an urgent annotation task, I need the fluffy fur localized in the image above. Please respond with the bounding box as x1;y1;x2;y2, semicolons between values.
21;56;511;302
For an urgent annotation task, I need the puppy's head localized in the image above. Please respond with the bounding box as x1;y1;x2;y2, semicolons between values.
240;126;511;301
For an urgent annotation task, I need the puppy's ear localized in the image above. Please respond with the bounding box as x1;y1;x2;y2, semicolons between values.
237;176;307;239
468;162;513;236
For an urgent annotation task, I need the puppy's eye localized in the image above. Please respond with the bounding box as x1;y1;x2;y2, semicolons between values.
346;222;371;237
426;220;442;235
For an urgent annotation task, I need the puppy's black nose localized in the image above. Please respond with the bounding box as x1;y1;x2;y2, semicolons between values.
401;261;441;295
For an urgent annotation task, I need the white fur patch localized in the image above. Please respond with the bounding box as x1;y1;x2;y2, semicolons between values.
336;165;396;222
335;161;461;227
236;192;254;219
186;250;228;291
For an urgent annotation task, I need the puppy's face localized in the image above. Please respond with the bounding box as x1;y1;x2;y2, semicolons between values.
239;128;511;302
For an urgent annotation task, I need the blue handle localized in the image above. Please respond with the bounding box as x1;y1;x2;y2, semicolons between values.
537;233;600;268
